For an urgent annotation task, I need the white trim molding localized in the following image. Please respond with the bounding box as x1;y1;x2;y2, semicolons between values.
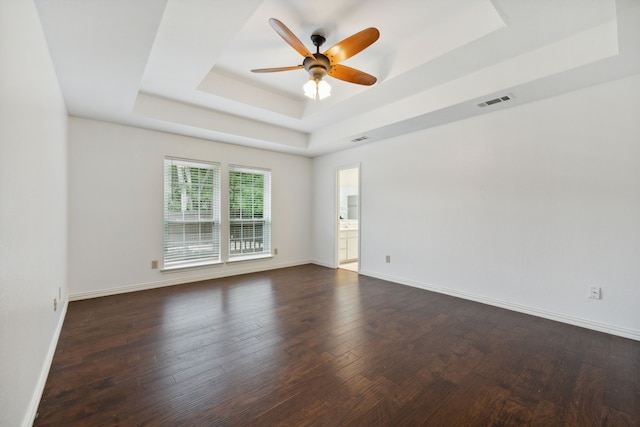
24;299;69;427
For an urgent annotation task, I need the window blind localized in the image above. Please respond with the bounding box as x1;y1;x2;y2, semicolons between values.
228;165;271;259
163;158;221;268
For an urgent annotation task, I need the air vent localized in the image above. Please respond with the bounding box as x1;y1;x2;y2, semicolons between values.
478;94;512;108
351;135;370;142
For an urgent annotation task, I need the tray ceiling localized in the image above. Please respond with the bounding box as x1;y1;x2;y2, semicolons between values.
35;0;640;156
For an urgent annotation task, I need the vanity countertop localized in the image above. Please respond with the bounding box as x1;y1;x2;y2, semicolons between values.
339;221;359;231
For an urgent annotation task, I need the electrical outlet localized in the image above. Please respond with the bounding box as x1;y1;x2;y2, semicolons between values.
151;260;158;269
385;255;391;263
589;286;601;300
273;248;278;255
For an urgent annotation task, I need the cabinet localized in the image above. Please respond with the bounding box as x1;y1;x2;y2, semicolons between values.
339;229;358;263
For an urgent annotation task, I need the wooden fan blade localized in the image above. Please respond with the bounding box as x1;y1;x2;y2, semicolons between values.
269;18;315;59
327;64;377;85
251;65;304;73
323;27;379;64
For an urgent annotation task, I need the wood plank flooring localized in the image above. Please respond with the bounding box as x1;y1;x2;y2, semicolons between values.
35;265;639;426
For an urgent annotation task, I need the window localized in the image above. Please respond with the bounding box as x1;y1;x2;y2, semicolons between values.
164;158;220;269
228;165;271;259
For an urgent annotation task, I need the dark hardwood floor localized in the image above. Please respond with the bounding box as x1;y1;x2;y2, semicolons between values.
35;265;639;426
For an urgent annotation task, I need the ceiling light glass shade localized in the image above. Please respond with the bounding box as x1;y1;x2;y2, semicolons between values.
303;78;331;100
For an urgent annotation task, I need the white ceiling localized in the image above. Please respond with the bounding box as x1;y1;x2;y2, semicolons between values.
35;0;640;157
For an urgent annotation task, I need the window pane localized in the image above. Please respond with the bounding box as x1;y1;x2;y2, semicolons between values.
228;166;271;258
164;158;220;268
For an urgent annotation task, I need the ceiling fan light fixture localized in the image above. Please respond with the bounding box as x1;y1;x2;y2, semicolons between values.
304;77;331;100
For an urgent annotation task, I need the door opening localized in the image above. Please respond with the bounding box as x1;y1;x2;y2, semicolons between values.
337;166;359;272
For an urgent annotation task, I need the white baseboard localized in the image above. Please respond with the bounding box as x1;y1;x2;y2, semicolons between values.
69;260;311;301
359;269;640;342
311;260;335;269
23;298;68;427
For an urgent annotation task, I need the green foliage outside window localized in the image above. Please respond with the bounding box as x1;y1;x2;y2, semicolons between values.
229;171;264;219
167;165;214;213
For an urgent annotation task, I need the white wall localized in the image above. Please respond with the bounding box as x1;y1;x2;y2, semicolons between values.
313;73;640;340
0;1;69;426
68;117;312;298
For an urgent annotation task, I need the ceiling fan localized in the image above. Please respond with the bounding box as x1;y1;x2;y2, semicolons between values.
251;18;380;100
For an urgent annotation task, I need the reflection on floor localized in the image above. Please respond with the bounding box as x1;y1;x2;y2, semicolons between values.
339;262;358;272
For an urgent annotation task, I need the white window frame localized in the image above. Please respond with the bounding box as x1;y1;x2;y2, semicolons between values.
163;157;221;270
228;165;272;261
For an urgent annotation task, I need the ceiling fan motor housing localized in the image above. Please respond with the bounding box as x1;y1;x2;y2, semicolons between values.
304;54;331;80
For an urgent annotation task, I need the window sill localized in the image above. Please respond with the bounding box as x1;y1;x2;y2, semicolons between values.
227;253;273;264
161;260;223;273
161;254;273;272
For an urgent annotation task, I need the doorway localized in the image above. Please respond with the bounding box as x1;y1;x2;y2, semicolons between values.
337;166;359;272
